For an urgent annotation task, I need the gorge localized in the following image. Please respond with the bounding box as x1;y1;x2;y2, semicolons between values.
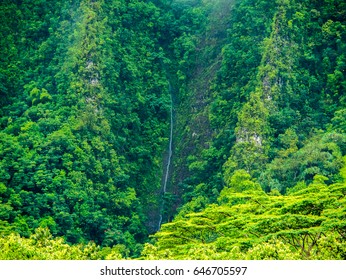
0;0;345;260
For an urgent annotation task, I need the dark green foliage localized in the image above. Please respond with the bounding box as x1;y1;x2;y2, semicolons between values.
0;0;171;256
177;0;346;203
0;0;345;260
259;132;345;193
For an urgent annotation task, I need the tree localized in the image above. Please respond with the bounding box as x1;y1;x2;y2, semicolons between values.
143;167;346;260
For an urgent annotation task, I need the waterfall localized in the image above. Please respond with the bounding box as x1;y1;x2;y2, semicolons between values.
163;84;173;193
158;214;163;231
157;81;173;231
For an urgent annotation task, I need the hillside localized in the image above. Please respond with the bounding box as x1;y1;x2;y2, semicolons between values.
0;0;345;259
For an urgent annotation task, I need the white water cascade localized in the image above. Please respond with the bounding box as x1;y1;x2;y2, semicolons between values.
163;82;173;193
157;81;174;231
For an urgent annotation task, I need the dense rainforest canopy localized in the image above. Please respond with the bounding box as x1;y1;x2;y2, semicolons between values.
0;0;345;259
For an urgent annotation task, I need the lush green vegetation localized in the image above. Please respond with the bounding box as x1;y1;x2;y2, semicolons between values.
0;0;345;259
143;168;346;259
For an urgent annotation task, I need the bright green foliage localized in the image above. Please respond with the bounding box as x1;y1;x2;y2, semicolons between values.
0;0;171;255
222;169;262;194
225;93;270;177
332;109;346;133
176;0;346;207
0;0;345;260
0;227;123;260
259;132;345;192
144;169;346;260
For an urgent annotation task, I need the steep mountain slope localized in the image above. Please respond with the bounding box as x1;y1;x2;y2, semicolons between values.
0;0;172;256
171;0;346;207
0;0;345;259
146;0;346;260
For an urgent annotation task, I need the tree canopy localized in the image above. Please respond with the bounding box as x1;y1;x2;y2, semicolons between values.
0;0;345;260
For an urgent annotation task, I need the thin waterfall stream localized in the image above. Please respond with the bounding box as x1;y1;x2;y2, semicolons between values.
157;80;174;231
163;81;173;193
